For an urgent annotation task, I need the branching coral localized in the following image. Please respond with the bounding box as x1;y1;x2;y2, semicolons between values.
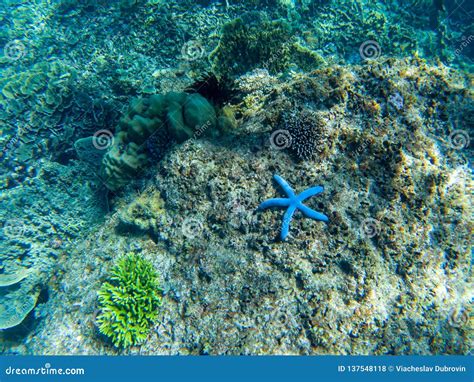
96;253;162;348
276;107;331;161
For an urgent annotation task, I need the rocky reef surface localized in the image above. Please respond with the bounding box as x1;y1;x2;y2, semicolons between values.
0;0;472;355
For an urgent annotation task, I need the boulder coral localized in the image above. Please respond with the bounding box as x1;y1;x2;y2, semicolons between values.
99;92;223;191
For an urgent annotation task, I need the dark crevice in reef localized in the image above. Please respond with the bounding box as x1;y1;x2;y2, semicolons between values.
185;72;237;107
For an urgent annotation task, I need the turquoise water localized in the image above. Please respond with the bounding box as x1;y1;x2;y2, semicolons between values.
0;0;472;355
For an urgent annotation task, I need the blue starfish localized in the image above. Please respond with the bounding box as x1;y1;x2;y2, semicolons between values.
258;174;328;240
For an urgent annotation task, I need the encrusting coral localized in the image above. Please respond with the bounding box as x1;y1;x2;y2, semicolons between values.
118;188;166;237
0;61;75;135
96;253;162;348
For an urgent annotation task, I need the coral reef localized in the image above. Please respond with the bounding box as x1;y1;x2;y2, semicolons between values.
0;0;472;358
0;159;103;347
0;61;75;158
117;187;166;238
96;253;162;348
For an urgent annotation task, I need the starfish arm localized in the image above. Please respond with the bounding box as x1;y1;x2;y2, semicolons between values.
258;198;291;210
298;204;329;222
297;186;324;202
273;175;295;198
281;205;297;240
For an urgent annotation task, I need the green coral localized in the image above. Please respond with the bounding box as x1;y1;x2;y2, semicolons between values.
96;253;162;348
210;15;293;77
0;61;75;131
290;43;326;71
